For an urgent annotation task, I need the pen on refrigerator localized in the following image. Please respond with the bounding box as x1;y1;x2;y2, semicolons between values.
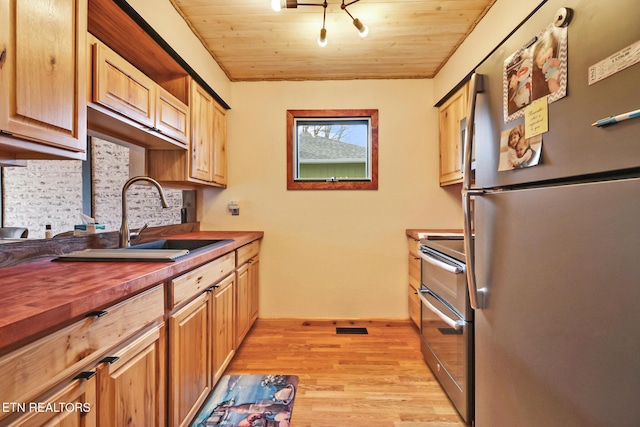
591;108;640;127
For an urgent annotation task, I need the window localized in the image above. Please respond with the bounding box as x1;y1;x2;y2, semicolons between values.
287;109;378;190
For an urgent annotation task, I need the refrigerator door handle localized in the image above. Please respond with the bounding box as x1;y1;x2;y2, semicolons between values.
419;289;464;330
462;72;486;310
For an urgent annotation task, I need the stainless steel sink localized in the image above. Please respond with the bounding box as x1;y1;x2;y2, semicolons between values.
126;239;233;252
54;239;233;262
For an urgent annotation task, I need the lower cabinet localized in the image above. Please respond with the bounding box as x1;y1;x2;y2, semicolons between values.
0;284;164;427
168;292;211;427
236;241;260;345
0;240;262;427
212;273;236;385
408;237;421;327
96;324;166;427
3;376;97;427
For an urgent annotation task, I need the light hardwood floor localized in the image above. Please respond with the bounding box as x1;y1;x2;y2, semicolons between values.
224;319;467;427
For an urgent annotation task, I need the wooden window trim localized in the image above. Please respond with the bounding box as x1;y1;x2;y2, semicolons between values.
286;109;378;190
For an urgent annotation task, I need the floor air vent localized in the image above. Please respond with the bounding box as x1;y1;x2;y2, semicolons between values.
336;327;368;335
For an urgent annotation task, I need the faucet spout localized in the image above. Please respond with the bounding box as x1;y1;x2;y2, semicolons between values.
119;176;169;248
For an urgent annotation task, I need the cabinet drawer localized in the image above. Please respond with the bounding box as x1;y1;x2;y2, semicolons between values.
0;284;164;415
237;240;260;266
169;252;235;308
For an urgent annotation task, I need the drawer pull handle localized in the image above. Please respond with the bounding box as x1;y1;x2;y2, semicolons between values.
100;356;120;364
0;47;6;63
86;310;108;318
74;371;97;380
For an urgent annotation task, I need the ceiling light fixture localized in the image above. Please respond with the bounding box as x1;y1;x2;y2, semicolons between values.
272;0;368;47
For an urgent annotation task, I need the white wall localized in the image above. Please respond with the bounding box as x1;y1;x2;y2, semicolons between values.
200;80;463;319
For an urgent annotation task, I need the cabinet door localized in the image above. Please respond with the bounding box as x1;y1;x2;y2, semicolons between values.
155;86;189;145
211;100;227;186
235;262;251;345
4;377;96;427
248;257;260;324
92;42;155;128
212;274;235;384
168;293;211;427
0;0;87;154
408;253;421;327
189;80;214;182
438;83;468;186
96;325;165;427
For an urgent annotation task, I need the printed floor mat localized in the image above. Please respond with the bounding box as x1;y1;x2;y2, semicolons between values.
190;374;298;427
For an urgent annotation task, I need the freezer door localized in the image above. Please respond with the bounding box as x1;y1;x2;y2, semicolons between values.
473;0;640;189
474;178;640;427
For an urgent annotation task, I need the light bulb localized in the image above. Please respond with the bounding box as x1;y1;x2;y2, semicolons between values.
353;18;369;38
271;0;282;12
317;28;328;47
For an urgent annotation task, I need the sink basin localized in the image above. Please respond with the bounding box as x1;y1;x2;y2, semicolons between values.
126;239;233;253
54;239;233;262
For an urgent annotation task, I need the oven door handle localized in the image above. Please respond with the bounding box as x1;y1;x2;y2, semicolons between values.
419;290;464;331
418;251;462;274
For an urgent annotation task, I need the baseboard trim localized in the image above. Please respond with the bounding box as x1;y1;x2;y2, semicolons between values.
254;318;413;328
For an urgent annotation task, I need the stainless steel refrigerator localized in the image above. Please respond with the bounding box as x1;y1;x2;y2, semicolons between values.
461;0;640;426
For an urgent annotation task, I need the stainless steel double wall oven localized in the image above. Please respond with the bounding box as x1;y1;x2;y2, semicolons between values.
418;236;473;423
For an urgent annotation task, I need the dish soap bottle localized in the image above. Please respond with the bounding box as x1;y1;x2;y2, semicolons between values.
45;224;52;239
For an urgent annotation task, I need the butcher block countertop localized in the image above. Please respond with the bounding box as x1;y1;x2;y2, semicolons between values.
406;228;463;240
0;230;263;353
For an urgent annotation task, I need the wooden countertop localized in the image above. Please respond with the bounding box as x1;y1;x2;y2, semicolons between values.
405;229;463;240
0;230;263;353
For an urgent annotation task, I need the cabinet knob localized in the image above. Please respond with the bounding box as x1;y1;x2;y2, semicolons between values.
74;371;97;380
99;356;120;365
86;310;108;318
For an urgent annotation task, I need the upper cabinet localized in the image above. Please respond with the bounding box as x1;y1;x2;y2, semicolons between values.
146;79;227;188
87;0;228;188
0;0;88;160
87;36;189;149
438;82;469;186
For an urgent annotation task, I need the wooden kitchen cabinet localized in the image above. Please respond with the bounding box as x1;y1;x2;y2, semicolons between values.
89;38;189;148
0;284;164;425
212;273;236;384
438;82;469;186
168;292;211;427
147;78;227;188
0;0;87;160
3;376;97;427
236;241;260;345
0;285;164;423
167;252;236;427
408;236;421;328
211;99;228;186
96;324;166;427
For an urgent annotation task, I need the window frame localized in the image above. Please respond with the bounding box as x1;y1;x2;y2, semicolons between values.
286;109;378;190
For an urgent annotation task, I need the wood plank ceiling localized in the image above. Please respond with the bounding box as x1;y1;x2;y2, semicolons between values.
168;0;496;81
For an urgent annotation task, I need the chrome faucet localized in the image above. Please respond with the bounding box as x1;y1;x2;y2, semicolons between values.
119;176;169;247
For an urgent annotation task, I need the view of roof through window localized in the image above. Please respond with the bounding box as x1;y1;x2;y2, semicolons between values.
295;119;370;181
